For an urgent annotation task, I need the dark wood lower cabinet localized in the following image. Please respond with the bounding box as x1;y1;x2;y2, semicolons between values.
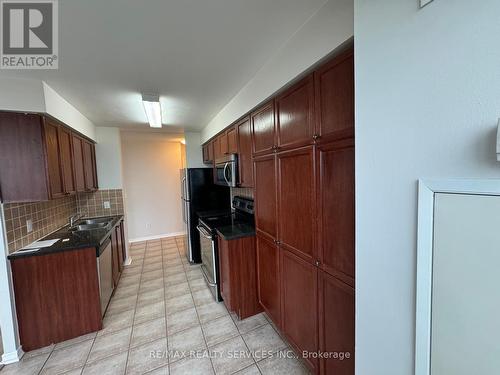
111;220;125;286
10;248;102;351
218;235;261;319
256;234;281;327
319;271;355;375
281;249;318;373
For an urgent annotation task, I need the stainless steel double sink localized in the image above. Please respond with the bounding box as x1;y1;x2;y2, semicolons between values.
71;217;113;232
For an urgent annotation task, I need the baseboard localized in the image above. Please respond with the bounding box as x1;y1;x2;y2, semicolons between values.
1;346;24;364
129;232;186;243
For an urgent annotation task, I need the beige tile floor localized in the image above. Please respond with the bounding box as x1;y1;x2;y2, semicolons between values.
1;236;310;375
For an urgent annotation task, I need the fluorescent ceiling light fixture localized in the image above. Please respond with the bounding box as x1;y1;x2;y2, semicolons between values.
142;94;162;128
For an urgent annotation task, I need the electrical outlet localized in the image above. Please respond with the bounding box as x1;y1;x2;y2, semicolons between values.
26;219;33;233
103;201;111;209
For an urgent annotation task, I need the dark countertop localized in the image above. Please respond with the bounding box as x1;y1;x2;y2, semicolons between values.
216;223;255;241
7;215;124;260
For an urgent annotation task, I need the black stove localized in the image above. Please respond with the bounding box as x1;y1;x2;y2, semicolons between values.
198;196;254;234
196;196;255;302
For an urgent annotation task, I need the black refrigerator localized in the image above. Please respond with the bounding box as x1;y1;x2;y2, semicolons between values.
180;168;230;263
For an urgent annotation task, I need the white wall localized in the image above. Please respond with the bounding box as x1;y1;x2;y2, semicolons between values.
95;127;123;189
201;0;353;141
0;79;96;141
184;132;205;168
355;1;500;374
43;83;96;141
121;131;185;241
0;205;21;363
0;78;45;113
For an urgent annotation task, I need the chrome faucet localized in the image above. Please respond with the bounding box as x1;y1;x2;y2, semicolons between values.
69;211;86;228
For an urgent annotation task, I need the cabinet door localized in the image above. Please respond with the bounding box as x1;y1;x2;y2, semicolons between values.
115;225;123;272
72;134;86;192
218;237;235;311
57;127;75;194
207;141;214;164
111;232;120;286
278;146;316;263
319;272;354;375
315;48;354;142
202;144;210;164
281;250;318;373
256;234;281;327
82;140;95;191
237;117;253;187
119;221;126;262
220;132;229;156
214;134;227;160
0;113;49;202
91;143;98;189
317;139;354;286
43;120;64;198
276;75;314;150
227;127;237;154
254;154;277;240
251;101;275;155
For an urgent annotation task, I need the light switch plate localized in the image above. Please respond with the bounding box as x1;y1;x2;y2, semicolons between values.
26;219;33;233
420;0;434;8
103;201;111;209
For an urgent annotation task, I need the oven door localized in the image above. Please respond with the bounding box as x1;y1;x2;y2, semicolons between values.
197;224;221;301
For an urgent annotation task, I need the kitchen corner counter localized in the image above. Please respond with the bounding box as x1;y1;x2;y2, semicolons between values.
216;223;255;241
7;215;124;260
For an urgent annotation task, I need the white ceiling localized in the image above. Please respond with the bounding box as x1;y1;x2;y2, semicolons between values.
0;0;326;131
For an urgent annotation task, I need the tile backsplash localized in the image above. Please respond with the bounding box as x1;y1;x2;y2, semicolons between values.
230;187;254;201
3;189;124;253
77;189;124;218
3;196;77;253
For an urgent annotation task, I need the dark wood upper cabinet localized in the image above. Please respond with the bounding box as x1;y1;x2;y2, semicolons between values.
57;126;75;194
236;116;253;187
0;113;48;202
315;48;354;142
220;132;229;156
276;75;315;150
202;141;214;165
319;271;354;375
83;140;97;191
256;234;281;327
251;101;276;156
214;133;228;161
317;138;354;286
0;112;98;202
43;120;65;198
281;249;318;373
277;146;316;264
226;126;237;154
254;154;277;240
72;134;86;192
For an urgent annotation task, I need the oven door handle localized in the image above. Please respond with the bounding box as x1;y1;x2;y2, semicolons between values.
201;264;217;287
196;225;213;239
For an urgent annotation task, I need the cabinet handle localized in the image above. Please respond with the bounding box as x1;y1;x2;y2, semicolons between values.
315;260;321;267
312;134;320;141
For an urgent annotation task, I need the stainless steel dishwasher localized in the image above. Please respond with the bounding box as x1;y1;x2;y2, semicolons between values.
97;238;113;316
